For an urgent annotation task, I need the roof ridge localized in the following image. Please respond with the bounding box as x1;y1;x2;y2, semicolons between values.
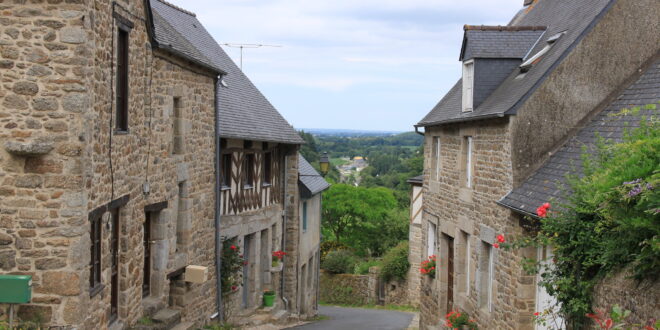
154;0;196;17
464;25;546;31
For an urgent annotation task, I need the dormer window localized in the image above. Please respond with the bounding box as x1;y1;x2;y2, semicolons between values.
520;31;565;72
462;59;474;112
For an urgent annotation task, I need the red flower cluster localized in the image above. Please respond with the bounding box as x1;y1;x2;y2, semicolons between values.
420;255;437;277
230;245;237;250
494;234;505;248
536;202;551;218
272;250;286;260
444;309;477;329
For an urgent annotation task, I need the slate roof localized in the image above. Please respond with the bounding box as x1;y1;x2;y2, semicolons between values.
417;0;615;127
407;175;424;185
460;26;546;61
298;154;330;198
150;0;304;144
499;59;660;217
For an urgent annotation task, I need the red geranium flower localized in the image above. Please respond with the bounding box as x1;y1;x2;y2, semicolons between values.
493;243;500;249
534;312;540;316
497;234;505;243
536;202;551;218
230;245;237;250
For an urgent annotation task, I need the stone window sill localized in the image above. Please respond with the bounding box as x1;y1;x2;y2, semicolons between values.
221;185;231;191
113;130;129;135
89;283;105;298
243;185;254;190
262;183;272;187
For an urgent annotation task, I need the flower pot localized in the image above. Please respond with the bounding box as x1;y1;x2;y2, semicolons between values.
271;262;283;272
263;291;276;307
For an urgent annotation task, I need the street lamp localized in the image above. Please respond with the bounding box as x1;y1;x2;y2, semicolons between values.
319;152;329;176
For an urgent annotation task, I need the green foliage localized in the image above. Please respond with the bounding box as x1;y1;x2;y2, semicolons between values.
322;250;357;274
506;113;659;328
221;239;244;294
322;184;408;256
355;259;382;275
299;130;320;164
203;322;236;330
138;317;154;325
380;241;410;282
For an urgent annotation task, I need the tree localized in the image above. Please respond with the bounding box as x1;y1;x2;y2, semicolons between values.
322;184;408;256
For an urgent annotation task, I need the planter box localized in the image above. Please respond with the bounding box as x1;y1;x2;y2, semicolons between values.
271;262;283;272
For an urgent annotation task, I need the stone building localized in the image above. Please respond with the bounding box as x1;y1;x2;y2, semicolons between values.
413;0;659;329
295;154;330;318
0;0;319;329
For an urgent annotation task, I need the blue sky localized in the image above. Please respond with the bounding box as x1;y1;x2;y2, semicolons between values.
168;0;523;131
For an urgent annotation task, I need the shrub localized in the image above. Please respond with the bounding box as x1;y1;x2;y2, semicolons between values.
322;250;356;274
355;259;382;275
380;241;410;282
320;241;350;262
221;238;243;294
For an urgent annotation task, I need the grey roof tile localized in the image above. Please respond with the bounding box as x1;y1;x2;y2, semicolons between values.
418;0;614;127
460;28;545;61
499;60;660;216
150;0;304;144
298;154;330;197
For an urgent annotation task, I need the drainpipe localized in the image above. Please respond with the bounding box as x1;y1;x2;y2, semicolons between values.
214;76;224;322
280;153;289;311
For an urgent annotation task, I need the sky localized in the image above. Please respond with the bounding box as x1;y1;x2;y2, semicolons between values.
167;0;523;132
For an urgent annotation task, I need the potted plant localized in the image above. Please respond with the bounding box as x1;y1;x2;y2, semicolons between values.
444;310;478;329
420;255;437;278
263;290;276;307
271;250;286;272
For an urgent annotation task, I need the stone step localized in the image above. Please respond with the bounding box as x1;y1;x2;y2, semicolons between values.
170;321;195;330
152;308;181;329
272;310;288;324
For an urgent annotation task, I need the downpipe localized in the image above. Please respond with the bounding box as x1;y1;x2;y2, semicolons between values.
213;77;224;322
280;155;289;312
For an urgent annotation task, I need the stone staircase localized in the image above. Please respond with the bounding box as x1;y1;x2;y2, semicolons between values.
235;302;291;328
130;308;193;330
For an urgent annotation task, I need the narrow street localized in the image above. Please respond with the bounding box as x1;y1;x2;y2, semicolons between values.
290;306;415;330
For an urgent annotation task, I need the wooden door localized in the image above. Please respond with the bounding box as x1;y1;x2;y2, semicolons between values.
143;212;152;297
446;235;454;312
110;210;120;323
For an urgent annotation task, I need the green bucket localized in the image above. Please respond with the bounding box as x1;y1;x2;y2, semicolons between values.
263;291;276;307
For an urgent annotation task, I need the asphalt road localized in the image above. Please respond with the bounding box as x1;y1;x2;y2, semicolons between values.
291;306;414;330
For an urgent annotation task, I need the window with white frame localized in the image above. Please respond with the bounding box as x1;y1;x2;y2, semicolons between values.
461;231;471;295
462;136;473;188
479;241;493;311
427;222;436;258
462;60;474;112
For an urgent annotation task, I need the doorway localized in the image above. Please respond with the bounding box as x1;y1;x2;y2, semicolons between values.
444;234;454;312
143;212;153;298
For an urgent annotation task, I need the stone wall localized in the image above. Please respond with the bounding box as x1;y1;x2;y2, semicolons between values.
319;271;375;306
592;267;659;326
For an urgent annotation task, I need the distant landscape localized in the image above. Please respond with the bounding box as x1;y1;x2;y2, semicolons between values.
298;128;404;138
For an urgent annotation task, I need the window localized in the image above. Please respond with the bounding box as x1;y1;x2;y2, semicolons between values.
221;153;232;188
90;213;103;293
520;31;565;73
427;222;436;258
116;28;129;131
263;152;272;185
302;201;308;232
462;60;474;112
460;231;471;295
173;97;183;154
176;182;187;252
432;137;441;180
462;136;473;188
479;241;493;311
243;154;255;188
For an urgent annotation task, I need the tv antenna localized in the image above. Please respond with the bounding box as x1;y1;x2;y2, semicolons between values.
221;43;282;70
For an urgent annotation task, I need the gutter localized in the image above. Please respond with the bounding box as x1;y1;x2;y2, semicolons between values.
280;155;289;312
413;125;424;136
214;77;224;321
416;112;506;128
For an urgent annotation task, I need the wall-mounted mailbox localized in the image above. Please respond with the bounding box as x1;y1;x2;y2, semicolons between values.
0;275;32;304
184;265;208;284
